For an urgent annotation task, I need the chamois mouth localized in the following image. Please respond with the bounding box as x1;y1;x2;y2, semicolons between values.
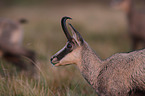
50;56;59;65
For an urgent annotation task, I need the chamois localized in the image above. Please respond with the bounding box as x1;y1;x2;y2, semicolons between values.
51;17;145;96
111;0;145;50
0;18;36;73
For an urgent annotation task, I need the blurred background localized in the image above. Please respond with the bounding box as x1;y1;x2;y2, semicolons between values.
0;0;144;96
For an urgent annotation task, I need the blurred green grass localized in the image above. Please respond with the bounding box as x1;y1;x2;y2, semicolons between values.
0;2;132;96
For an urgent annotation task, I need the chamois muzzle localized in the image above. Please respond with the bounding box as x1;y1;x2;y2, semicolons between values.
61;16;72;41
51;56;59;65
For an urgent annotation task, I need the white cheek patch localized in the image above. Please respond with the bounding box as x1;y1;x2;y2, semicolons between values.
59;48;81;65
60;54;75;64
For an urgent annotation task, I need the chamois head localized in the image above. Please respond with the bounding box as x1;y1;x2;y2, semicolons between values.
51;17;84;66
111;0;132;13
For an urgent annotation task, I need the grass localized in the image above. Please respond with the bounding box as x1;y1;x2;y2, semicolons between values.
0;2;131;96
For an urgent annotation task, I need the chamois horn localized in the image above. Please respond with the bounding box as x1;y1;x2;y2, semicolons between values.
61;16;72;41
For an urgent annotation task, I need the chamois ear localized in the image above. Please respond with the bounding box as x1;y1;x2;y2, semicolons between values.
68;23;84;46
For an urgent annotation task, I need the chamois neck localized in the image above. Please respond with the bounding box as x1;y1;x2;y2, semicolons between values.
77;42;103;89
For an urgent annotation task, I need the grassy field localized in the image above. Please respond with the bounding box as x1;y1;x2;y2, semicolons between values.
0;2;132;96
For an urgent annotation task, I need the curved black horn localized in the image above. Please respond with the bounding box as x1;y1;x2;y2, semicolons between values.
61;16;72;41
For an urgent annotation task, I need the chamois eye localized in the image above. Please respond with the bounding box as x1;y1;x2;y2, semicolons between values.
67;43;72;48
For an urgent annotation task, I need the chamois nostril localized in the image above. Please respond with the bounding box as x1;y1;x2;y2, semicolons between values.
50;56;55;61
50;56;58;65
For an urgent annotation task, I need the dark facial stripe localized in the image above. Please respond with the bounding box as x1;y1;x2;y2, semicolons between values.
56;46;72;61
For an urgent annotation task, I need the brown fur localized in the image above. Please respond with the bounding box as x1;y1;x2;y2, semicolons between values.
0;18;36;73
51;18;145;95
79;42;145;96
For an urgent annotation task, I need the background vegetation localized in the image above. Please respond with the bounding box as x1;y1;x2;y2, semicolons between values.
0;0;144;96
